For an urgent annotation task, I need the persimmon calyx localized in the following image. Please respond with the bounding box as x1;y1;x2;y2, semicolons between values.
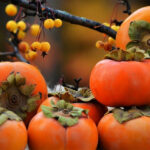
0;107;21;126
112;106;150;124
42;100;89;127
0;72;41;120
49;87;94;103
104;48;148;61
127;20;150;51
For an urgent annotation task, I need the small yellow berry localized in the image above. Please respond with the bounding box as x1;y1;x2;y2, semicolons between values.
103;22;110;27
30;24;41;36
54;19;62;28
108;37;115;45
31;42;41;51
6;20;17;32
17;21;26;31
17;30;26;40
111;25;120;32
40;42;51;52
44;19;54;29
18;41;29;53
5;4;17;16
96;41;104;49
25;50;37;60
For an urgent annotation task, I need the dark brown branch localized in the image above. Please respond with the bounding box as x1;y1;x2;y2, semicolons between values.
5;0;117;38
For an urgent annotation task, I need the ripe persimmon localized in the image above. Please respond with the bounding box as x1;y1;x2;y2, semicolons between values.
90;58;150;106
38;87;107;125
116;6;150;50
0;62;48;125
98;107;150;150
0;107;27;150
28;100;98;150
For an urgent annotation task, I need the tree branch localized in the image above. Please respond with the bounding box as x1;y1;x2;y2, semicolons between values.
3;0;117;38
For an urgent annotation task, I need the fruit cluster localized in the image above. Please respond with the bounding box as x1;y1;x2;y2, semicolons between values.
96;23;120;51
5;3;63;61
90;6;150;150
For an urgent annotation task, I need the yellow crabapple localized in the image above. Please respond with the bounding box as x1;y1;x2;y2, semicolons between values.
44;19;54;29
5;4;17;16
54;19;63;28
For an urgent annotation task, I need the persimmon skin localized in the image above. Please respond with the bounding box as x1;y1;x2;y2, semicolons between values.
0;120;27;150
72;102;107;125
38;97;107;124
116;6;150;50
90;59;150;106
28;112;98;150
98;113;150;150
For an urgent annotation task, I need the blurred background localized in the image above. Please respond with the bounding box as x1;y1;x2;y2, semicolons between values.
0;0;150;88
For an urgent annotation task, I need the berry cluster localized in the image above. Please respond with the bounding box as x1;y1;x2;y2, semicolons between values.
44;18;62;29
18;41;51;60
4;3;63;62
96;22;120;51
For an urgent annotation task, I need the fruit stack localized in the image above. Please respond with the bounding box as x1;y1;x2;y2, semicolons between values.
90;6;150;150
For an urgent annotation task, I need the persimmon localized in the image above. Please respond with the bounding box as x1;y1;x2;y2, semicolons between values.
98;107;150;150
28;100;98;150
38;87;107;124
0;107;27;150
90;54;150;106
0;62;48;125
116;6;150;50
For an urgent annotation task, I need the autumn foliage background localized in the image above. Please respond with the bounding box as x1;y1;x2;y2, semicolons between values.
0;0;150;88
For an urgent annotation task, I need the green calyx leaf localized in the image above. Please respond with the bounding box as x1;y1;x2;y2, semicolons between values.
58;116;78;127
49;87;94;103
41;100;88;127
104;48;147;61
19;84;36;96
112;106;150;124
27;93;41;112
129;20;150;41
0;72;41;121
0;107;21;126
15;73;26;86
7;72;15;85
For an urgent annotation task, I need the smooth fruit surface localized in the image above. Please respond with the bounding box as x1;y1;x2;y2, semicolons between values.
72;102;107;125
28;112;98;150
98;113;150;150
90;59;150;106
5;4;17;16
0;120;27;150
116;6;150;50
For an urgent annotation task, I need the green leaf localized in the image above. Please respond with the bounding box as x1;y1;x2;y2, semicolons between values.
126;41;141;49
15;73;26;86
19;84;36;96
56;100;66;110
41;105;53;118
113;108;142;124
58;116;78;126
1;81;9;91
129;20;150;41
4;110;21;121
7;72;15;85
0;114;8;125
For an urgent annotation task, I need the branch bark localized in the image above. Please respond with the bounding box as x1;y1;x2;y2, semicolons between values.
1;0;117;38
